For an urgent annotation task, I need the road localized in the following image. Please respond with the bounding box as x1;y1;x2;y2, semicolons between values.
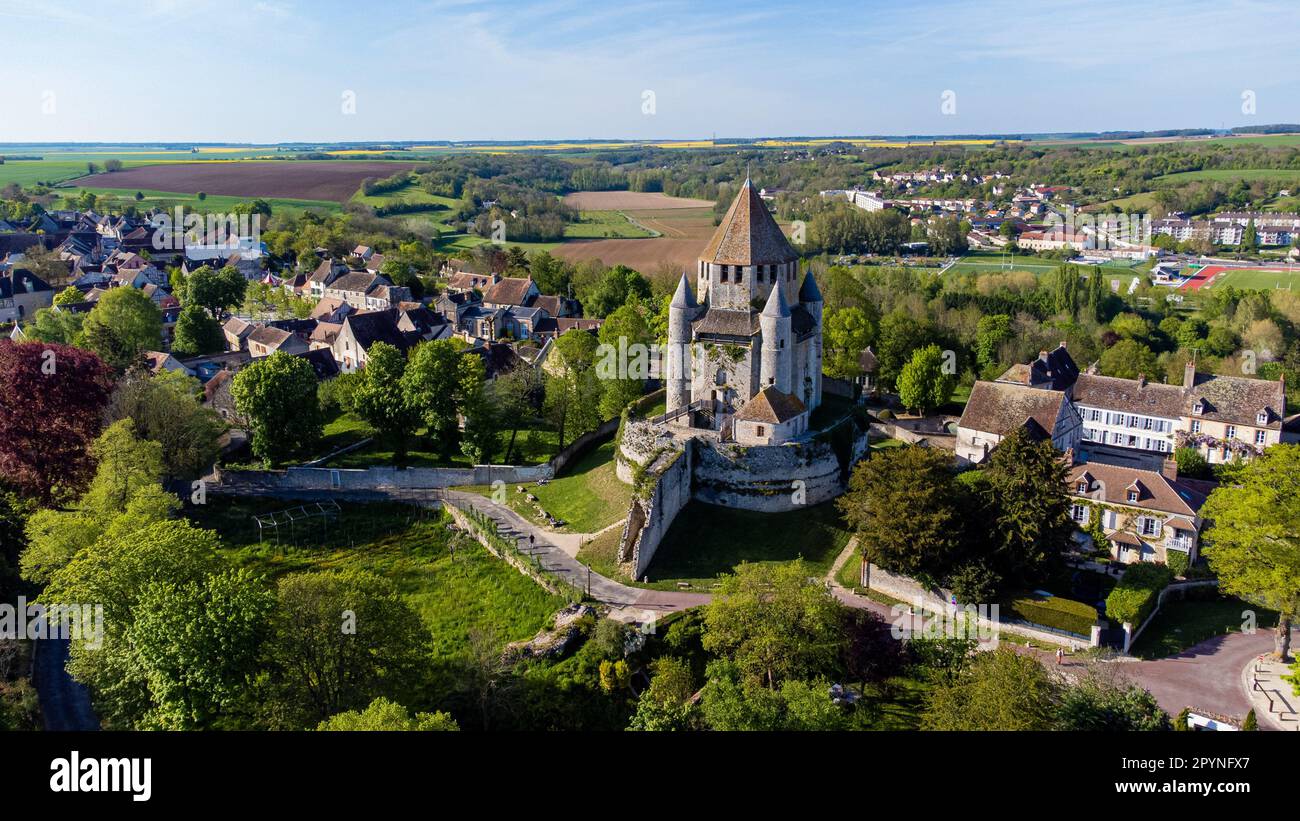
32;635;99;731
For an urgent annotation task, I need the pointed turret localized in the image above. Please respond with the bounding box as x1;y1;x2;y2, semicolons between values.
798;269;822;304
761;278;790;318
670;270;696;308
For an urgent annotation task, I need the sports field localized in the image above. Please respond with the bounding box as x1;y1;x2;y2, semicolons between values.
944;251;1142;277
1182;263;1300;292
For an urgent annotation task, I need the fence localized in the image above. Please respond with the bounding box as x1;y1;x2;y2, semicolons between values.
450;504;586;604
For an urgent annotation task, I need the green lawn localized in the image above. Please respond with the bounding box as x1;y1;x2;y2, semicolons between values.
458;440;631;533
190;498;566;668
1205;267;1300;292
1130;594;1278;659
638;500;852;590
1156;168;1300;184
564;210;657;239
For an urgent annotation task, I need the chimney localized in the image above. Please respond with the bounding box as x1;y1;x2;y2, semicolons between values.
1183;358;1197;390
1160;457;1178;482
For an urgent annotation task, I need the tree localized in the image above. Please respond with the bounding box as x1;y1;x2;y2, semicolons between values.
1201;444;1300;660
402;339;465;458
896;343;956;414
579;265;651;318
841;609;907;696
596;303;651;419
544;329;602;446
128;569;274;729
837;446;963;581
317;697;458;731
702;561;843;689
974;314;1012;373
172;303;225;357
0;340;113;502
80;419;164;519
24;306;84;345
44;518;222;729
628;656;698;731
1055;665;1170;731
492;364;543;464
822;307;875;380
231;352;323;466
1173;446;1211;480
352;343;420;466
263;569;430;728
184;266;248;320
81;286;163;371
457;354;498;465
699;660;846;731
106;368;225;479
1098;338;1159;381
922;646;1060;730
980;426;1074;588
875;309;935;389
53;286;85;307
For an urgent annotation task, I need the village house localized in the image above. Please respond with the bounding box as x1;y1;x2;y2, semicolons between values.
0;268;54;323
322;271;409;311
956;380;1083;464
1066;459;1206;566
246;325;309;358
331;309;420;372
222;317;254;352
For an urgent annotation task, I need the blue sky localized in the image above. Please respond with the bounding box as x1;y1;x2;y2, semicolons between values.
3;0;1300;142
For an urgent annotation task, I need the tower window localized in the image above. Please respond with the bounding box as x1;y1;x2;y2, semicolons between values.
720;265;729;283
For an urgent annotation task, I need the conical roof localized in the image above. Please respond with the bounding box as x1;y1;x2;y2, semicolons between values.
670;270;696;308
761;279;790;318
700;179;798;266
798;269;822;303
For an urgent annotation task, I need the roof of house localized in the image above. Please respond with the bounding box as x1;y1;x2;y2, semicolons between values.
997;344;1078;391
309;321;342;344
446;271;496;292
1066;461;1206;517
734;386;807;424
1071;373;1185;418
700;178;799;266
325;271;381;295
483;276;535;306
0;268;52;299
958;381;1070;438
343;310;420;352
1186;371;1285;429
530;294;565;316
310;296;353;319
295;347;340;379
858;346;878;373
246;326;294;349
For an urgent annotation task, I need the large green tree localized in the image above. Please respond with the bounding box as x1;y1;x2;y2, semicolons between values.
837;445;963;582
402;339;465;458
317;697;458;731
1201;444;1300;659
979;426;1074;588
106;368;225;479
922;646;1060;731
80;286;163;371
896;343;956;414
172;303;225;357
185;265;248;319
823;306;875;380
702;561;843;689
352;342;421;466
231;351;323;466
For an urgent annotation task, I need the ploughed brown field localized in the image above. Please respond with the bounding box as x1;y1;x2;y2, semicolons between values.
80;161;421;202
553;207;718;281
560;190;714;210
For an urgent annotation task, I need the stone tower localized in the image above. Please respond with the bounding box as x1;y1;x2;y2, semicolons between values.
759;281;792;394
798;269;824;408
666;271;696;410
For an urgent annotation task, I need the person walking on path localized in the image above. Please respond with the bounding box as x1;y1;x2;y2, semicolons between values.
1055;648;1064;665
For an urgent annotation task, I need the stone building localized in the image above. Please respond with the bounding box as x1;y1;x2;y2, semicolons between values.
664;178;823;444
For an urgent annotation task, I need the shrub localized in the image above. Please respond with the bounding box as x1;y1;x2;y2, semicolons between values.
1242;709;1257;731
1174;707;1192;731
1005;594;1098;636
1105;563;1173;626
1165;549;1190;578
876;409;893;421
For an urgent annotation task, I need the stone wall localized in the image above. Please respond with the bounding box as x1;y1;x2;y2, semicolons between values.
692;439;846;512
618;439;694;580
215;463;551;493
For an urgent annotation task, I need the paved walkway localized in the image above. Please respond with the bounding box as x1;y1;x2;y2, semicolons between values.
33;635;99;731
1123;628;1296;725
1242;653;1298;731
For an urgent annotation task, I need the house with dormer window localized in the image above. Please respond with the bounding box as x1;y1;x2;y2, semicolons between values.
1066;459;1206;565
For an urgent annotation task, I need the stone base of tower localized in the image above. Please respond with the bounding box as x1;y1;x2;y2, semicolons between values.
614;415;869;577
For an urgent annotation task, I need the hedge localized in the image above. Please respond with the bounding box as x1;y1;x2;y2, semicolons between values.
1105;563;1173;626
1005;594;1099;636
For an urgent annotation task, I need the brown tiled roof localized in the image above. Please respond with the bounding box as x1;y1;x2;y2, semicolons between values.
483;276;534;306
530;294;564;316
326;272;381;295
1072;373;1184;418
1066;461;1206;517
699;179;798;266
857;346;878;373
556;317;602;333
997;363;1033;385
310;322;342;344
734;386;807;423
247;326;293;348
310;297;351;318
446;271;496;292
1186;372;1284;429
692;307;759;338
959;381;1070;438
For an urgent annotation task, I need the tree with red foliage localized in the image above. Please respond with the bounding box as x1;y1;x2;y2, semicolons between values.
0;341;113;503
